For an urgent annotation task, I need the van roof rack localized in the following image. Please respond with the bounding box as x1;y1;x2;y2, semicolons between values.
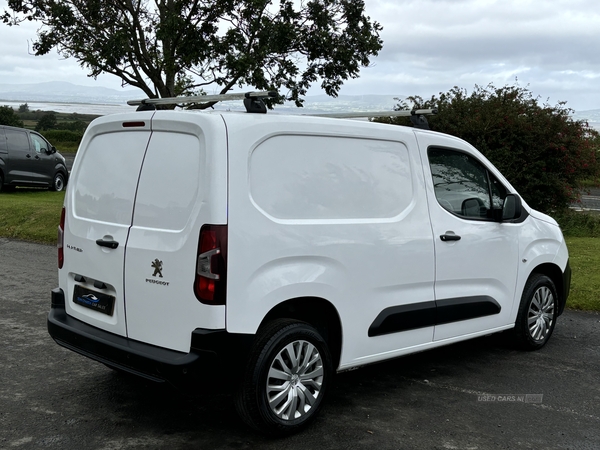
127;90;278;114
307;109;437;130
128;90;437;129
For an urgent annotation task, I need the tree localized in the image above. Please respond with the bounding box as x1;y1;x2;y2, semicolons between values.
376;84;600;213
18;103;29;113
2;0;383;107
0;105;24;127
36;112;58;131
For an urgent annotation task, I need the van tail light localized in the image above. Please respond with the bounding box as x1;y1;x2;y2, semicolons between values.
194;225;227;305
58;207;65;269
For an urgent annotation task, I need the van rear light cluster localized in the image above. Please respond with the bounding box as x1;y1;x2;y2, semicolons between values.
58;207;65;269
194;225;227;305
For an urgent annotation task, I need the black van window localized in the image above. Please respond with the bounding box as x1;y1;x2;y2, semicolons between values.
5;129;30;153
428;147;509;220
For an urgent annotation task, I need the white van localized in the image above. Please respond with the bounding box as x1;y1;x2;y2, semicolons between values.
48;93;571;435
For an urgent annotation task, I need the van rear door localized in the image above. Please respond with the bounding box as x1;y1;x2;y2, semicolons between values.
123;113;228;353
60;114;154;337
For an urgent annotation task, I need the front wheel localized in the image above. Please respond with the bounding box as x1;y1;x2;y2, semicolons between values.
513;274;558;350
50;172;66;192
235;319;333;435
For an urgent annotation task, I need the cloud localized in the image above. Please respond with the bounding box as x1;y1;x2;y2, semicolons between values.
338;0;600;110
1;0;599;110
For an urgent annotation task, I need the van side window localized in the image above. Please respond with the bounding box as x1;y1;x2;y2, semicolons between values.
30;134;46;154
4;129;30;153
428;148;507;220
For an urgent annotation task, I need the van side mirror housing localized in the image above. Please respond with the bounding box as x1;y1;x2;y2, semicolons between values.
46;146;57;155
502;193;522;221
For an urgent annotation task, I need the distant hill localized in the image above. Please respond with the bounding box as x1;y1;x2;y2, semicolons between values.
0;81;140;104
0;81;404;112
0;82;597;130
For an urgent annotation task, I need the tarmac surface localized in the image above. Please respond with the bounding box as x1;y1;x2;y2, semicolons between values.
1;238;599;449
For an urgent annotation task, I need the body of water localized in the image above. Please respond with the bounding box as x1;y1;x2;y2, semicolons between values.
0;100;133;116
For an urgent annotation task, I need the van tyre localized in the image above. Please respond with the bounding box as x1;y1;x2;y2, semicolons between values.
51;172;65;192
513;274;558;351
235;319;333;435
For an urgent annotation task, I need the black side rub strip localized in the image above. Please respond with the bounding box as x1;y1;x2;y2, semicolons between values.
368;301;436;337
436;296;501;325
369;296;501;337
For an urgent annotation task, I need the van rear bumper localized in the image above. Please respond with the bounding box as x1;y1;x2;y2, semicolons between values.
48;288;254;385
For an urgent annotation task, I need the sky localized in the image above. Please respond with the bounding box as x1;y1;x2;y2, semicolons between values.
0;0;599;111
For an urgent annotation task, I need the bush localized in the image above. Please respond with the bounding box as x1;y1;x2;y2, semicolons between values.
42;129;83;143
0;105;24;127
35;112;58;131
554;210;600;238
376;84;600;214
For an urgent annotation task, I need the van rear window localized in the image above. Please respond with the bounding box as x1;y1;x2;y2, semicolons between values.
249;135;413;221
74;131;150;225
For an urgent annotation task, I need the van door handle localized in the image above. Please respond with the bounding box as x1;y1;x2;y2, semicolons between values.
440;233;461;242
96;239;119;249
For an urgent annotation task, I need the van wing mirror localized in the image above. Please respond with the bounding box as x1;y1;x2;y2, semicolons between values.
502;193;522;221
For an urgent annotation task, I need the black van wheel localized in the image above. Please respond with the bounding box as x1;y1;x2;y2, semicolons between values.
0;173;3;192
50;172;66;192
513;274;558;351
235;319;333;435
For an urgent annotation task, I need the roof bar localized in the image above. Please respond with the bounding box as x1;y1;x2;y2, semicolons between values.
306;109;437;118
127;90;278;106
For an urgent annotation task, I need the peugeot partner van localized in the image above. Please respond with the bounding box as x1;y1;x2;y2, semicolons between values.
0;125;68;191
48;94;570;434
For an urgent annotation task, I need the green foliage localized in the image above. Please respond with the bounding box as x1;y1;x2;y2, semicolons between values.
376;84;600;213
0;105;24;127
555;210;600;238
18;103;30;113
35;112;58;131
41;129;83;143
3;0;383;107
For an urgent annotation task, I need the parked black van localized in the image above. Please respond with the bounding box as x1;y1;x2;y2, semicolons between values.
0;125;68;192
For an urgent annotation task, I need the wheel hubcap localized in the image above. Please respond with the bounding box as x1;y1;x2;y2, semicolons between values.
527;286;555;342
266;340;324;421
55;177;64;191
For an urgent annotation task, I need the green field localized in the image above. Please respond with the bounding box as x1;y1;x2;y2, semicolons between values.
565;237;600;311
0;189;65;243
0;189;598;312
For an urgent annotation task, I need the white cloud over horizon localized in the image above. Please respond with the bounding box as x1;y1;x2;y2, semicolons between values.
0;0;599;110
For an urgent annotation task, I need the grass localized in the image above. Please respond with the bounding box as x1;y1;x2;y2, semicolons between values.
565;237;600;311
0;189;64;244
0;190;598;311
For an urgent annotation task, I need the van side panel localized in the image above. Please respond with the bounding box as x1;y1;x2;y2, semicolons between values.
224;115;436;368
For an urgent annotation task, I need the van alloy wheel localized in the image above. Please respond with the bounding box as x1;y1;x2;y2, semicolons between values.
513;274;558;350
235;319;332;435
527;286;555;342
266;339;324;420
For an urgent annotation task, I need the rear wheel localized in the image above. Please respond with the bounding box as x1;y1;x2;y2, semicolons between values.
513;274;558;350
235;319;333;435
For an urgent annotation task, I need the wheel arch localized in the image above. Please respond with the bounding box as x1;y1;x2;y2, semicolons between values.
259;297;343;370
528;262;567;316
